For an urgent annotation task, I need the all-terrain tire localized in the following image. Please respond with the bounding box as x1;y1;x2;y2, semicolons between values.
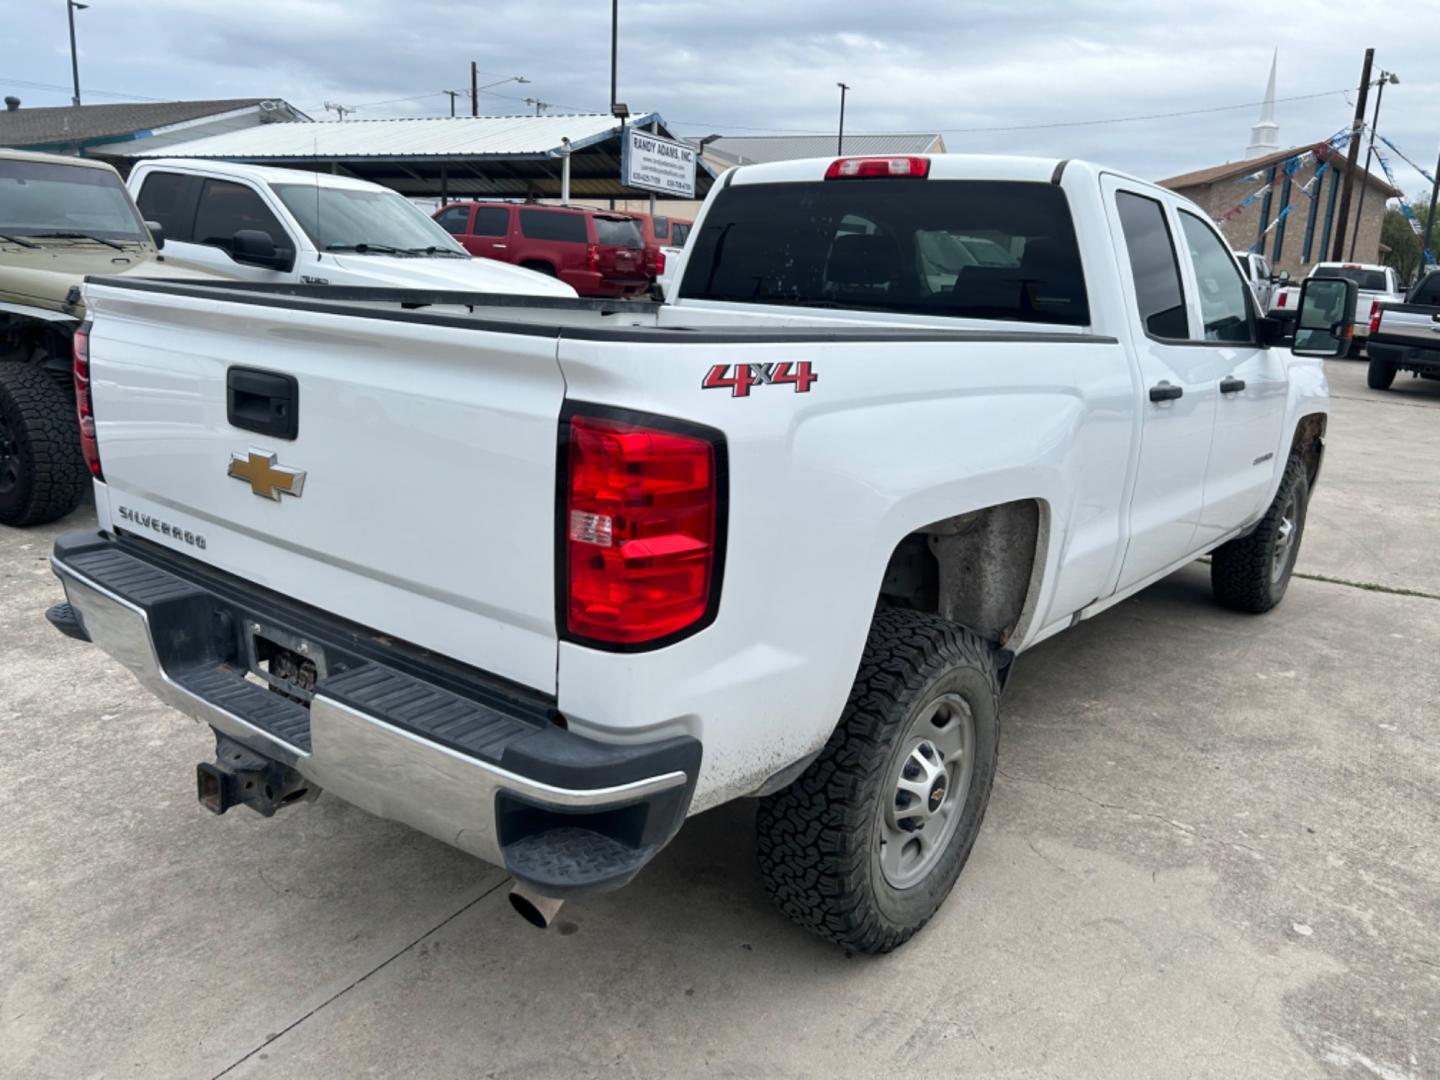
0;364;89;527
1210;454;1309;614
756;608;1001;954
1367;356;1396;390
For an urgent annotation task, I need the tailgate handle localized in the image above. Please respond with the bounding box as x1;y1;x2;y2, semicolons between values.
227;367;298;440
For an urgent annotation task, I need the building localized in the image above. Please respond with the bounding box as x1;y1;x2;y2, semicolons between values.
1160;55;1398;276
0;97;308;163
119;112;716;205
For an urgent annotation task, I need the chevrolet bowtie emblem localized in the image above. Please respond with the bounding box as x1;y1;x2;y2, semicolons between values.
227;449;306;501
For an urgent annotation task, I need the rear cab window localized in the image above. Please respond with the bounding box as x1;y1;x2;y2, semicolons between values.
679;178;1089;325
1113;191;1188;339
1410;274;1440;306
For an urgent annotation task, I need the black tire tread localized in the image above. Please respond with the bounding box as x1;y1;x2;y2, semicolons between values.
1367;356;1396;390
0;362;88;527
756;608;998;954
1210;455;1307;614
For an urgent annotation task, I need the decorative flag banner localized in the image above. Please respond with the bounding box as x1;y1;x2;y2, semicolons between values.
1375;133;1436;187
1212;129;1351;229
1371;143;1436;267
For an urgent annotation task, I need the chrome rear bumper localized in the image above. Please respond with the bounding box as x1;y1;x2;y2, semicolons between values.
51;531;698;893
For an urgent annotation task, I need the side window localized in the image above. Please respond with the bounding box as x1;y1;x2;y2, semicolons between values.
1114;191;1188;339
1178;211;1255;343
471;206;510;237
518;209;587;243
1257;257;1271;281
652;216;669;241
135;171;201;242
434;206;470;235
192;179;289;254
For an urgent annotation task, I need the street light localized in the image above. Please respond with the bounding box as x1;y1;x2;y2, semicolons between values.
468;67;528;116
67;0;88;108
836;82;850;155
1349;69;1399;261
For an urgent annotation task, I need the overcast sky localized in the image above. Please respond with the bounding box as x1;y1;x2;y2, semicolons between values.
7;0;1438;201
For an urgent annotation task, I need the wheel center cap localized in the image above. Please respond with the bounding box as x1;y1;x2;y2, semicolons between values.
928;777;947;812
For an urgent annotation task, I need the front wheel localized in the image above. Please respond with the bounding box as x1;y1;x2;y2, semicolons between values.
1367;357;1396;390
756;608;1000;954
1210;455;1309;613
0;364;89;527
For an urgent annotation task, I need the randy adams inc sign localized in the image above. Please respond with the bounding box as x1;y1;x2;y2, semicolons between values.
622;129;697;198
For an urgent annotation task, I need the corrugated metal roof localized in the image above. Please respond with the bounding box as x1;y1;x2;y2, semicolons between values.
129;113;659;160
700;133;945;165
0;99;298;150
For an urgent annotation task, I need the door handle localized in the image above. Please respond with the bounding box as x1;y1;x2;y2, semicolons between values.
1219;377;1247;394
492;243;508;249
1149;381;1183;403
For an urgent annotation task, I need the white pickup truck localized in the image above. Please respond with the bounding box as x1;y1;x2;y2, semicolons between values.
127;158;576;297
1365;268;1440;390
1273;261;1401;354
47;154;1356;953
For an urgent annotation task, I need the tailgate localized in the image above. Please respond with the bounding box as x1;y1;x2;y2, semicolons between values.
1376;305;1440;346
83;284;564;694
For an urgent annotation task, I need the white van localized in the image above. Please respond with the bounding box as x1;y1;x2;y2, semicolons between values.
128;159;576;297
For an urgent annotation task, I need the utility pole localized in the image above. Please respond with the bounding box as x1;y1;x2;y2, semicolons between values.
1349;70;1397;260
443;89;460;117
471;61;478;117
1330;48;1374;261
610;0;619;110
67;1;88;107
836;82;850;154
1424;145;1440;269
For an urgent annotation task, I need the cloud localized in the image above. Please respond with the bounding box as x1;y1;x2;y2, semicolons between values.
6;0;1436;195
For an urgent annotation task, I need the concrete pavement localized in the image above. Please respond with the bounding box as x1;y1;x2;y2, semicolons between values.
2;358;1437;1079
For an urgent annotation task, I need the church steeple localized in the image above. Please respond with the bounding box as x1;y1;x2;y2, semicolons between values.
1246;50;1280;159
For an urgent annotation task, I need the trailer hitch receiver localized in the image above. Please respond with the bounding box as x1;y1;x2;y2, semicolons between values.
197;734;317;817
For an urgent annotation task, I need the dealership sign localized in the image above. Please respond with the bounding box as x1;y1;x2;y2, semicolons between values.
622;128;697;198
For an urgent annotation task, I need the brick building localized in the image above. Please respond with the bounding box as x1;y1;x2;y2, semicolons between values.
1160;146;1399;278
1157;52;1399;277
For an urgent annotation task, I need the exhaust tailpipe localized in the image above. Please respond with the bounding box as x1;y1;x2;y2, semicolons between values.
508;883;565;928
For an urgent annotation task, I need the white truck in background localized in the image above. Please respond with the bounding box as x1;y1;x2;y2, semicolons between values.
48;153;1355;953
127;159;576;297
1272;261;1402;354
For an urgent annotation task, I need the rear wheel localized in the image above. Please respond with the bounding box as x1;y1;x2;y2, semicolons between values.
1210;455;1308;614
0;363;89;527
756;608;1000;954
1367;357;1396;390
520;261;557;277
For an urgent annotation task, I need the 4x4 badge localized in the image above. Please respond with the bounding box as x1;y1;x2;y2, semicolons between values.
228;449;306;501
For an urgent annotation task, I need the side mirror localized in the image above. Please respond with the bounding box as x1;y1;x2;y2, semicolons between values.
143;220;165;250
231;229;294;272
1291;276;1357;357
1274;270;1290;285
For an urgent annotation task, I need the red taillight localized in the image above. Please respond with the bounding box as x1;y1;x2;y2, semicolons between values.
824;156;930;180
1368;301;1382;335
563;411;722;646
655;248;666;276
72;320;102;480
587;243;600;271
1277;292;1288;308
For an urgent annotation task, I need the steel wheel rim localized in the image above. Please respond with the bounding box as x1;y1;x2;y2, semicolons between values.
1271;492;1298;584
875;691;975;890
0;417;18;495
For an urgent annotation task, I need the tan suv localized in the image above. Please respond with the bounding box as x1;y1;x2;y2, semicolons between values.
0;148;217;526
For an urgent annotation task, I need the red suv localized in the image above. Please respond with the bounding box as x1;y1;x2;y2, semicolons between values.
625;211;693;277
434;202;648;298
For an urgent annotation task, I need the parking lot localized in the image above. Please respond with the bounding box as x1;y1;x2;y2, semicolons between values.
1;358;1436;1079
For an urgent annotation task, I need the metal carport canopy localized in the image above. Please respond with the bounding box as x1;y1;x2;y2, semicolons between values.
123;112;716;200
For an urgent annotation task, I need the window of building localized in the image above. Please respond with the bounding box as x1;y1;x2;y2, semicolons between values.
1270;175;1292;262
1114;191;1188;339
1179;211;1255;343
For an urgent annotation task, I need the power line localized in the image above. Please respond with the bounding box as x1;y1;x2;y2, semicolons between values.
1;77;172;103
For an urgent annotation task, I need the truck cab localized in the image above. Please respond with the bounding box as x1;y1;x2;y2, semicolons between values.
128;160;578;297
